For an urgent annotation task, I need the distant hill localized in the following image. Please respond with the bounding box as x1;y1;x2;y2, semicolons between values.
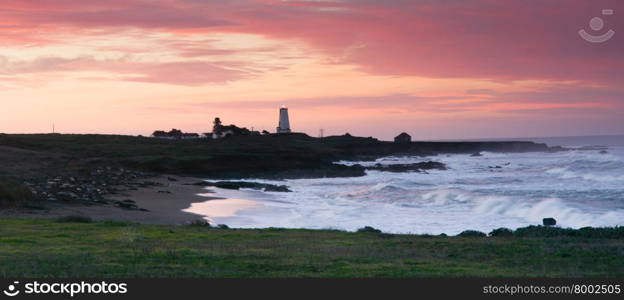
433;135;624;147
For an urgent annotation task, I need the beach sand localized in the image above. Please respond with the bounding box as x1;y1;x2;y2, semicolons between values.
1;176;215;225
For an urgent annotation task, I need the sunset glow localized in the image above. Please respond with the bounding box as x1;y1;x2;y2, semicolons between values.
1;0;623;139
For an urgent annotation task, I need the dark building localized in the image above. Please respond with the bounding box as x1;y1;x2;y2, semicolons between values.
394;132;411;143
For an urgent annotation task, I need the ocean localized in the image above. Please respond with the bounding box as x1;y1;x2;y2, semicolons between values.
185;135;624;235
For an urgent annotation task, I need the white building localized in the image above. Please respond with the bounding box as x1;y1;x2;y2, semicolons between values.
276;105;291;133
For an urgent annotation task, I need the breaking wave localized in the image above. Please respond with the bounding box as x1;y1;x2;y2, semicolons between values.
190;145;624;235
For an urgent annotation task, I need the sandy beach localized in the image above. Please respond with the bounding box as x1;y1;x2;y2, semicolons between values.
1;176;216;224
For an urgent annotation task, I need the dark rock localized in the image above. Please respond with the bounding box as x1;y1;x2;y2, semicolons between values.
457;230;487;237
167;177;178;181
192;181;292;192
157;190;172;194
114;200;139;210
543;218;557;226
365;161;446;173
357;226;382;233
600;150;609;154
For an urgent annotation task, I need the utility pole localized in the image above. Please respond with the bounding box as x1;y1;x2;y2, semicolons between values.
319;128;324;138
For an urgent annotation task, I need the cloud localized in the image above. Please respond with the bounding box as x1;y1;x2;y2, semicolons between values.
0;56;247;85
153;83;622;115
2;0;623;84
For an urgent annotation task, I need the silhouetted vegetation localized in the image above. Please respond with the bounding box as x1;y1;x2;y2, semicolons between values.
187;219;211;227
0;133;555;180
457;230;487;237
0;180;32;207
513;225;624;238
489;227;514;237
152;128;200;139
357;226;382;233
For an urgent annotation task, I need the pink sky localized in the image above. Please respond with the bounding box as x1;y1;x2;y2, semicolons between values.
1;0;622;140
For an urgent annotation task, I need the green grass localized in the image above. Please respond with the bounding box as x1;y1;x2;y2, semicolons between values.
0;219;623;278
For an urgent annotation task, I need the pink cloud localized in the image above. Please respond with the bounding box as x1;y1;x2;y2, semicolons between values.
1;0;623;105
3;0;622;84
154;83;623;116
0;56;247;85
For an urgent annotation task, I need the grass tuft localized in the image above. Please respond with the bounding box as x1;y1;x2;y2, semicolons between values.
56;215;93;223
489;227;514;237
0;180;33;207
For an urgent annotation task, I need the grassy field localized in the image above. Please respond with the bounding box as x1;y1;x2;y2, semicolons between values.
1;219;622;278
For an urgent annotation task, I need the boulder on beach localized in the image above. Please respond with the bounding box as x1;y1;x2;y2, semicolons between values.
543;217;557;226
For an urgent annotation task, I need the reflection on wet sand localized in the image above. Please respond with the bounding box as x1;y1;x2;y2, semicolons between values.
183;195;259;222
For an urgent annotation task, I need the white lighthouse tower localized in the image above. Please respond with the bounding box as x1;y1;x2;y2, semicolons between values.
276;105;291;134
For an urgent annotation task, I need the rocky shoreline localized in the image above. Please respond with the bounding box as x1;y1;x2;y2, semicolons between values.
191;181;292;192
21;167;158;210
1;133;567;211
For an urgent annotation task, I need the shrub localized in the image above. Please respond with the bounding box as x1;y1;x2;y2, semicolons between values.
56;215;93;223
188;219;211;227
514;225;624;238
0;180;33;207
357;226;382;233
513;225;570;238
217;224;230;229
489;227;514;237
457;230;487;237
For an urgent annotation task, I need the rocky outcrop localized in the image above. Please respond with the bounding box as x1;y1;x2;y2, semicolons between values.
192;181;292;192
365;161;447;173
22;167;154;205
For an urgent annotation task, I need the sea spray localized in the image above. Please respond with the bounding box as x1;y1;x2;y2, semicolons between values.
188;145;624;235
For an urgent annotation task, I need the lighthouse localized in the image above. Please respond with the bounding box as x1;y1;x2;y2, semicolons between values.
276;105;291;134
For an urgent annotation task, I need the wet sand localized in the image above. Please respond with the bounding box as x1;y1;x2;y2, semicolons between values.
1;176;216;225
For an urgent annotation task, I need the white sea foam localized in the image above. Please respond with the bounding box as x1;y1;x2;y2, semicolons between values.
187;146;624;235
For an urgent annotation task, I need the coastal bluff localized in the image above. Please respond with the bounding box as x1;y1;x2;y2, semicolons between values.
0;133;562;181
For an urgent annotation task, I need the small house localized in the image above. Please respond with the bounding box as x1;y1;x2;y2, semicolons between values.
394;132;411;143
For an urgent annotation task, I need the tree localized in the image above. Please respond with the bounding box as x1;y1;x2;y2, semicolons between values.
213;117;222;134
152;130;166;137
